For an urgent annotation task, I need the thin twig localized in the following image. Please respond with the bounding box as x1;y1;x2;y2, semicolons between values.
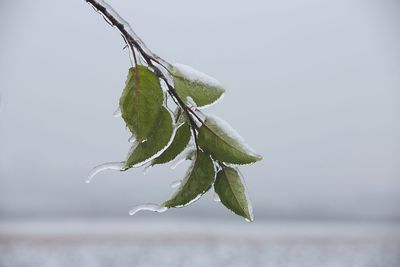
85;0;206;151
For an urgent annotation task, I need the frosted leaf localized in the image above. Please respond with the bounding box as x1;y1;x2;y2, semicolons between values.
129;203;168;215
170;64;225;108
173;63;222;87
151;119;191;166
214;166;254;222
125;107;177;169
163;151;215;208
86;162;124;183
198;114;262;165
120;66;164;142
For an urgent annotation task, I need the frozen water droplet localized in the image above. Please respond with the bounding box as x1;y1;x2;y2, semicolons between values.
170;180;181;189
213;192;221;202
113;107;122;117
128;135;136;143
86;162;124;183
141;139;148;143
129;203;167;216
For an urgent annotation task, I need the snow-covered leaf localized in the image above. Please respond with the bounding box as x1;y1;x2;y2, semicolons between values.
164;151;215;208
214;166;253;222
120;66;164;142
151;118;191;166
171;64;225;108
124;107;174;169
198;115;262;165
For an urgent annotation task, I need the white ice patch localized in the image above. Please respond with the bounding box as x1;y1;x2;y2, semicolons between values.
112;107;122;117
208;114;259;156
169;180;182;189
173;63;222;87
86;162;124;184
128;135;136;143
186;96;197;108
170;157;187;170
213;192;221;202
129;203;168;216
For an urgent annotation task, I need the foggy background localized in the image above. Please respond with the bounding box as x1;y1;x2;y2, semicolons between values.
0;0;399;222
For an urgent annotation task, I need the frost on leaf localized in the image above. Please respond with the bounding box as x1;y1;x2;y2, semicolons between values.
214;166;254;222
198;115;262;165
120;66;164;142
151;112;191;166
171;64;225;108
163;151;215;208
124;107;174;169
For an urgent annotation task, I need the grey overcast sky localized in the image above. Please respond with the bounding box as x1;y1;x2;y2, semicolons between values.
0;0;399;221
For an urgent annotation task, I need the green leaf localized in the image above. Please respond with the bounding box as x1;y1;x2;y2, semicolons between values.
164;151;215;208
120;66;164;142
198;116;262;165
151;113;191;166
171;65;225;108
214;166;253;222
124;107;174;169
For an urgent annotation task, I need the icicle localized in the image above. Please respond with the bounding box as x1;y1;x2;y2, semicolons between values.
129;203;167;215
86;162;124;183
170;180;182;189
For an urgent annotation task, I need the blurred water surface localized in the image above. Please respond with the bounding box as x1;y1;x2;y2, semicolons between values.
1;220;399;267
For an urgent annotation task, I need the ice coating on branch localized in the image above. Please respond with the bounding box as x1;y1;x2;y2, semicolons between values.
88;0;170;69
86;162;124;183
208;114;258;156
173;63;222;87
186;96;197;108
129;203;168;215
